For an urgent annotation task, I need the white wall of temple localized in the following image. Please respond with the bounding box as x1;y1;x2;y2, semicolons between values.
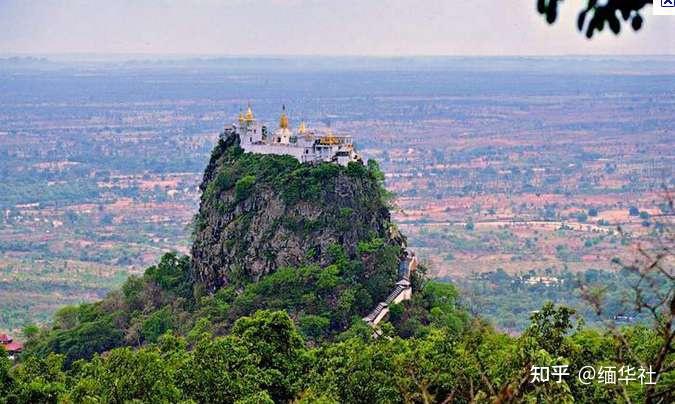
236;126;357;166
236;125;261;144
295;137;315;148
241;143;308;161
272;128;292;144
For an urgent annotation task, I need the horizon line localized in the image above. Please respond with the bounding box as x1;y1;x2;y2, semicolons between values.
2;52;675;59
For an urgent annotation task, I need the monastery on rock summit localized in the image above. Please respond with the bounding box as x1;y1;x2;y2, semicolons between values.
224;105;361;166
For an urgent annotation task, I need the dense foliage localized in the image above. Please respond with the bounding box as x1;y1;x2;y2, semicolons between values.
19;239;457;363
3;301;673;403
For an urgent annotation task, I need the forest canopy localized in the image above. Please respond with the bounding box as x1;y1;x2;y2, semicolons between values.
2;248;673;403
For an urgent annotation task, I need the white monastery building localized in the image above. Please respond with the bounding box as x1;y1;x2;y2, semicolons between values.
225;105;361;166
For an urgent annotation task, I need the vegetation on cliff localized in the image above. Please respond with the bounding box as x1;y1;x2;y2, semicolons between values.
192;132;401;294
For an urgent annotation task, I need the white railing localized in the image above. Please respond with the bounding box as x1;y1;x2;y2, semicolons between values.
363;250;417;327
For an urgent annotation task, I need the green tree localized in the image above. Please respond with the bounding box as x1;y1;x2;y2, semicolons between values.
179;335;265;403
232;310;308;402
235;175;256;201
300;315;331;341
67;347;182;403
0;348;13;399
7;353;67;403
524;302;576;357
307;337;400;403
141;308;174;344
30;314;124;366
22;324;40;344
53;306;79;330
144;252;192;298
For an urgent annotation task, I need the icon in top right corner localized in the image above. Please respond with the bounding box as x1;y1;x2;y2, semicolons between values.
655;0;675;14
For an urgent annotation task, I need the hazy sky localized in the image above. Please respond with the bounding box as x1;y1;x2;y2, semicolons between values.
1;0;673;56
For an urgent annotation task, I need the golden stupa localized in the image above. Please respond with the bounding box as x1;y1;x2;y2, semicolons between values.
244;104;255;122
279;105;289;129
298;121;307;134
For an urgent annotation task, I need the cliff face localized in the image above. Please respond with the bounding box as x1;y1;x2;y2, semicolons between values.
191;131;405;292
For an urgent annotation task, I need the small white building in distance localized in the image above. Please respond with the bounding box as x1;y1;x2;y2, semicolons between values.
228;105;361;166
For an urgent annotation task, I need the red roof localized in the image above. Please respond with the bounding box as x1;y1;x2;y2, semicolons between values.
0;333;12;343
4;341;23;352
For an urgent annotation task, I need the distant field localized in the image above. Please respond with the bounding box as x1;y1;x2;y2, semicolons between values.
0;56;672;332
0;257;132;330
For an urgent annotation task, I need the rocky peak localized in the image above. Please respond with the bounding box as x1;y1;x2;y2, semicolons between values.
191;130;405;293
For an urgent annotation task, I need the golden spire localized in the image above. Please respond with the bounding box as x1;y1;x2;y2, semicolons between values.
244;103;254;122
279;104;289;129
298;120;307;134
238;109;245;123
